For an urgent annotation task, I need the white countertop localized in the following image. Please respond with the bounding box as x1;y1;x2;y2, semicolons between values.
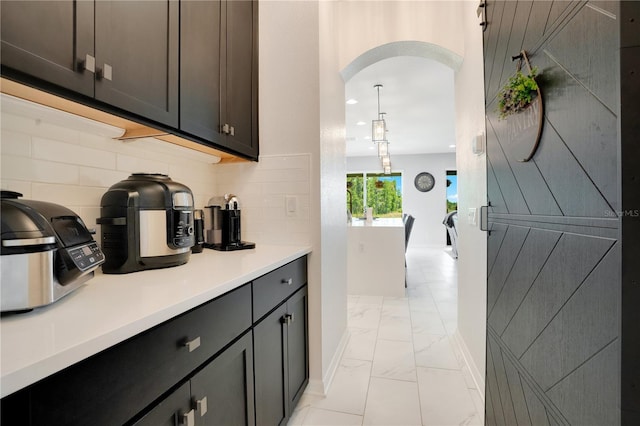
0;244;311;398
349;218;404;227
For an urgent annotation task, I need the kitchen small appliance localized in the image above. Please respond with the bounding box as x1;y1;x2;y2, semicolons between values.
203;195;255;251
97;173;195;273
1;191;104;313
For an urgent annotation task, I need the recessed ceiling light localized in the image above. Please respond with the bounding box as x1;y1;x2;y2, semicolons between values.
356;121;366;126
449;145;456;148
369;146;375;150
346;99;358;105
364;136;371;140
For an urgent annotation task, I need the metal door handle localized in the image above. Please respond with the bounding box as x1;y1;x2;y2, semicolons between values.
96;64;113;81
229;126;235;136
222;123;230;134
183;336;201;352
281;313;294;324
479;205;489;232
196;396;208;416
281;278;293;285
78;54;95;73
179;409;195;426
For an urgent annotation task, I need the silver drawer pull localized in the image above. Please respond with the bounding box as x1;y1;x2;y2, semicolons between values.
282;313;294;324
180;409;195;426
183;336;201;352
281;278;293;285
196;396;208;416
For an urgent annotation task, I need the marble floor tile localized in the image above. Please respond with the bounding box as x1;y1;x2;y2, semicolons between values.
413;333;461;370
310;358;372;415
371;339;416;382
300;408;364;426
411;311;447;335
344;327;378;361
356;295;384;307
378;311;413;341
417;367;479;426
296;246;485;426
348;304;382;329
409;296;440;314
363;378;422;425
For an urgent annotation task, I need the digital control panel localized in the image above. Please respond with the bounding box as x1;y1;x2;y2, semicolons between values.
67;242;105;271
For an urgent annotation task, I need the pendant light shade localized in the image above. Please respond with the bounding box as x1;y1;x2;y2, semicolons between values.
372;84;392;174
377;140;389;158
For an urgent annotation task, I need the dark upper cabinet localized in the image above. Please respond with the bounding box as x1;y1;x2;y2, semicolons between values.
254;286;309;426
1;0;180;129
0;0;95;97
181;0;258;159
94;1;179;127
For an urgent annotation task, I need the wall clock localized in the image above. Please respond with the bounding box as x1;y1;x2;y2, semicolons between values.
414;172;435;192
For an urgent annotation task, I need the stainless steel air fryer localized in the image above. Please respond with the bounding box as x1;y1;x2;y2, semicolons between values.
1;191;104;313
97;174;195;274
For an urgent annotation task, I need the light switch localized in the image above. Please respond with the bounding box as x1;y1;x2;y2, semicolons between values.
468;207;477;226
286;195;297;217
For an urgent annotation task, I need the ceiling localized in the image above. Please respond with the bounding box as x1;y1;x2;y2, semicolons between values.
344;56;456;158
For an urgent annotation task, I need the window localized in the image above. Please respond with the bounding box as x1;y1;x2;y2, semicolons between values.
446;170;457;213
347;172;403;219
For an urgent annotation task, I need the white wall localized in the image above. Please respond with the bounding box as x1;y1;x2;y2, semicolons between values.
333;1;464;73
0;96;219;239
347;153;456;247
452;0;488;394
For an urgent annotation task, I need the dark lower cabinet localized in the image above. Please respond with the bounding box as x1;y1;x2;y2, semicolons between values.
0;256;307;426
134;332;255;426
254;286;309;426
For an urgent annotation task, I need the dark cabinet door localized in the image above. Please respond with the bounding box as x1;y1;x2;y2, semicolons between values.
254;286;309;426
221;0;258;158
132;382;192;426
0;0;95;96
254;303;288;426
94;0;179;127
191;332;255;426
286;287;309;410
180;0;223;144
180;0;257;159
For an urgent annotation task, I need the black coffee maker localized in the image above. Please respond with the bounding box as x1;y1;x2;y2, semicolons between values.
205;195;255;251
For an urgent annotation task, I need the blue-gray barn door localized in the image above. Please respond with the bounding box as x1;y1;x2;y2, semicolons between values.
482;1;639;424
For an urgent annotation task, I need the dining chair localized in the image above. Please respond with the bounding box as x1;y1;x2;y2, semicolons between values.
404;215;415;287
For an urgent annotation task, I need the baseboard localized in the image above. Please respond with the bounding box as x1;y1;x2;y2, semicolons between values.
452;329;485;402
304;328;350;397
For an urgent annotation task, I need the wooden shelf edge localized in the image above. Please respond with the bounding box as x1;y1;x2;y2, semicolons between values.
0;77;249;164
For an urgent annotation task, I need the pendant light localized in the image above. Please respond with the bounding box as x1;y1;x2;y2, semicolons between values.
372;84;387;143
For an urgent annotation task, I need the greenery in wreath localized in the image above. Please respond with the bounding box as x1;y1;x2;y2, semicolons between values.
497;66;539;119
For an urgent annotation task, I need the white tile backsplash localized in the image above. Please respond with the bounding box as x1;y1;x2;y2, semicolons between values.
1;99;312;248
213;153;312;245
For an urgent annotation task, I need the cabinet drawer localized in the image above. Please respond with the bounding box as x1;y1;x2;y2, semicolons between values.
28;283;252;426
252;256;307;321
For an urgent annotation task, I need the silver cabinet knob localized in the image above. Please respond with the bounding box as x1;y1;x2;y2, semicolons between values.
196;396;208;416
179;409;195;426
281;313;294;324
78;54;95;73
183;336;201;352
96;64;113;81
281;278;293;285
229;126;235;136
222;123;230;134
